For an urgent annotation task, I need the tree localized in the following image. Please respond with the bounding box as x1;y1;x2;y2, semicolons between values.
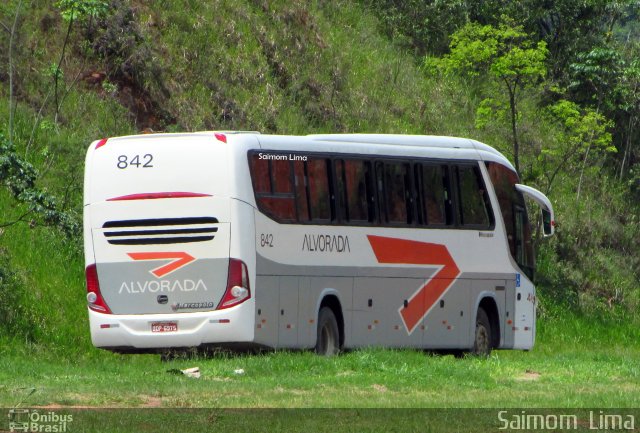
427;22;548;174
52;0;108;121
568;46;624;111
363;0;469;56
3;0;24;146
617;58;640;181
540;100;615;197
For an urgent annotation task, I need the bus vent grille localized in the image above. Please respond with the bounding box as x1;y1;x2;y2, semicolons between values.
102;217;219;245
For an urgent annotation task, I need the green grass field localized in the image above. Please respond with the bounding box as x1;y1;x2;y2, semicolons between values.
2;317;639;432
1;311;638;410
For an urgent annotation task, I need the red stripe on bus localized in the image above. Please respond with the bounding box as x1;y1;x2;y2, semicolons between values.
107;192;211;201
367;235;460;334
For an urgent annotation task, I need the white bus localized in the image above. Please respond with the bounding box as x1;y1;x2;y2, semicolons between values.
83;132;554;355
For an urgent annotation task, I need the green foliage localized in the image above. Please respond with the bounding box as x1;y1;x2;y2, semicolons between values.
0;133;80;237
362;0;469;55
55;0;175;130
409;0;639;184
538;177;640;316
490;41;548;81
546;100;614;154
569;46;624;109
618;58;640;113
475;97;508;130
45;62;64;81
427;22;547;80
55;0;108;22
0;250;37;342
429;21;548;173
101;80;117;95
547;100;615;200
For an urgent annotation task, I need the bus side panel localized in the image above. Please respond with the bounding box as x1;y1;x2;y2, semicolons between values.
513;277;536;349
501;278;517;348
253;275;354;349
253;275;279;348
278;276;299;347
421;278;470;349
351;277;424;348
298;277;315;348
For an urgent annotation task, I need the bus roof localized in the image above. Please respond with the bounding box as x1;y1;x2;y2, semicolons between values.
257;133;515;171
92;131;515;172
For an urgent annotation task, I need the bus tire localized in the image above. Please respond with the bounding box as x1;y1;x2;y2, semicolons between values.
473;307;492;357
315;307;340;356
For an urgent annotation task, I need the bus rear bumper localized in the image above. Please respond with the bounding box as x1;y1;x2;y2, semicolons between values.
88;304;255;349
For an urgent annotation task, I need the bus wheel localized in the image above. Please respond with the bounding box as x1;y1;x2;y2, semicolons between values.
473;308;492;357
315;307;340;356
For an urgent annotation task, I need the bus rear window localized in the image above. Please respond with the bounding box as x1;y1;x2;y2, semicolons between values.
251;157;270;194
249;153;331;223
272;160;293;194
249;154;296;222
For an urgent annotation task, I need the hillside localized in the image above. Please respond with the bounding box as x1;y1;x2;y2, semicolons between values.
0;0;639;359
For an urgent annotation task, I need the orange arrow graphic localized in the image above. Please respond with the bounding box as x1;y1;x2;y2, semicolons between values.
127;252;196;278
367;235;460;334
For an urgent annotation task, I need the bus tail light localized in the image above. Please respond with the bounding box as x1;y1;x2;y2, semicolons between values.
86;264;112;314
217;259;251;310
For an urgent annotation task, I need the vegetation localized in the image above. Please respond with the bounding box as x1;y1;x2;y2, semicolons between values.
0;0;638;415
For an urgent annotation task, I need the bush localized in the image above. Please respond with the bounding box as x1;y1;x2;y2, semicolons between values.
0;250;38;343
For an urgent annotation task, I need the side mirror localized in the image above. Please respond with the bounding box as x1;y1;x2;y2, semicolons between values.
515;184;555;237
542;209;553;237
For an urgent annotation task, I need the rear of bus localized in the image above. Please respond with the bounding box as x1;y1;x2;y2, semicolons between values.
83;132;255;351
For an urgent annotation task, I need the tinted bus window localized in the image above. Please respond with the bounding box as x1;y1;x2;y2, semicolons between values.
272;159;293;193
344;159;371;223
293;160;309;221
334;160;347;221
249;154;296;222
456;165;492;228
307;158;331;221
416;164;450;225
486;162;534;278
378;161;411;224
251;156;271;194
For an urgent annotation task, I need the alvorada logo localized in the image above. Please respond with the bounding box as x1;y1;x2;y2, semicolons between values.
7;409;73;432
120;251;208;294
127;251;196;277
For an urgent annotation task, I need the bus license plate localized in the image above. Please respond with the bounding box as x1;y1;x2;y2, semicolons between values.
151;322;177;333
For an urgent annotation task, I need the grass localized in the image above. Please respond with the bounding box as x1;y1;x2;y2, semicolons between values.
1;311;638;409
